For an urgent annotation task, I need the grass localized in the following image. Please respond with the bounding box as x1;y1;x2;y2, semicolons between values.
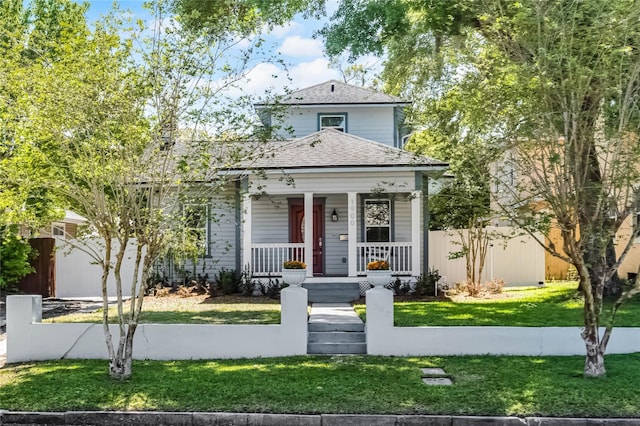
355;282;640;327
43;295;281;325
1;354;640;416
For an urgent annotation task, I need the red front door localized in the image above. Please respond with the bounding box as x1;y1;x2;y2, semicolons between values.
290;202;324;275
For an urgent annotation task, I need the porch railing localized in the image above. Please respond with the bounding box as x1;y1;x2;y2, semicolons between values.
251;243;305;276
249;242;413;276
356;242;413;275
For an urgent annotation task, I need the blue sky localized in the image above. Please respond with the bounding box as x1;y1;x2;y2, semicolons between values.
81;1;380;95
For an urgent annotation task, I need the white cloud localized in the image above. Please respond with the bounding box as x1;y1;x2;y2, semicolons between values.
229;58;340;98
289;58;341;89
279;35;324;58
268;21;303;39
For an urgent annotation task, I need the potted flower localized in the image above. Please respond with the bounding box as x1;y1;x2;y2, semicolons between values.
366;259;392;287
281;260;307;287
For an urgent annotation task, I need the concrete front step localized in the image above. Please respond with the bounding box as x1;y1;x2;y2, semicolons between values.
303;282;360;303
308;322;365;332
307;342;367;355
308;331;366;343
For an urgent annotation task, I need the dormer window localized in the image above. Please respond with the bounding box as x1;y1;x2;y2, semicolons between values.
319;113;347;132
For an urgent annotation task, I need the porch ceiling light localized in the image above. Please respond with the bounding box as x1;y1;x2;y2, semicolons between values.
331;209;339;222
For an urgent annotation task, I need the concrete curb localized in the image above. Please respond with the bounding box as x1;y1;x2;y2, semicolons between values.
1;412;640;426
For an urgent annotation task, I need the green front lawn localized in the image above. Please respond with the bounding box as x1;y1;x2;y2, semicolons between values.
355;282;640;326
1;354;640;416
44;295;281;325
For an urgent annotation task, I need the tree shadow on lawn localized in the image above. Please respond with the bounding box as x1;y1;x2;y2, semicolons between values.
1;354;639;417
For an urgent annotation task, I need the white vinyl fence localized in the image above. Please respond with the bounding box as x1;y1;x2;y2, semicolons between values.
54;237;142;298
428;226;545;286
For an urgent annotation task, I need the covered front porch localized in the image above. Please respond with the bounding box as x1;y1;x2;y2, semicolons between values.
241;189;426;279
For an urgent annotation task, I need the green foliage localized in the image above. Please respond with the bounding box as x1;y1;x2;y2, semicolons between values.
0;230;34;289
173;0;326;35
214;268;241;295
413;268;441;297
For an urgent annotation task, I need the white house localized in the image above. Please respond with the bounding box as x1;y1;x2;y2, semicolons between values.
190;80;447;294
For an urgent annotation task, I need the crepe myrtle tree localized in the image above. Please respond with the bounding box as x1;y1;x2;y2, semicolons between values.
23;0;284;379
321;0;640;377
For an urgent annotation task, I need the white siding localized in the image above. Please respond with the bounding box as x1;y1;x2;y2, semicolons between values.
251;195;290;244
280;106;397;146
248;171;418;196
189;192;238;278
324;194;349;275
393;198;412;242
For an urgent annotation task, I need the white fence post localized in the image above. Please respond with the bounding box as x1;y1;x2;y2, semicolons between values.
7;295;41;363
280;286;309;355
365;287;394;355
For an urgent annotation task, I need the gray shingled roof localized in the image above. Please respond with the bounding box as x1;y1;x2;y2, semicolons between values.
235;129;446;171
278;80;409;105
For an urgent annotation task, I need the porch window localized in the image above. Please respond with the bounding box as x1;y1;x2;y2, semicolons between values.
364;199;391;242
319;113;347;132
184;204;209;256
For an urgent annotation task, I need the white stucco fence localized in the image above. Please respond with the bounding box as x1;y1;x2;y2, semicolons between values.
7;288;308;363
366;287;640;356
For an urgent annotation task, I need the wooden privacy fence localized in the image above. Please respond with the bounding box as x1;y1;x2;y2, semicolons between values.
428;227;545;286
17;238;55;298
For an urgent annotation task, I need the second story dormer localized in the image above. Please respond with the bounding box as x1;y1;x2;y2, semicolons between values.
255;80;411;148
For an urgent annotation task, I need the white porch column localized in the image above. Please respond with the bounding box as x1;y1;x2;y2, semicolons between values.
241;194;252;272
411;190;422;277
304;192;314;277
348;192;357;277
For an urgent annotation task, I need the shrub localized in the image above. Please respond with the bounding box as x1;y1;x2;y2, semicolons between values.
413;268;441;297
259;277;287;299
214;268;240;295
239;265;256;296
0;232;35;290
386;277;411;296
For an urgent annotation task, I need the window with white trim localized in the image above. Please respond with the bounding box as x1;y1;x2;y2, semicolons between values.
184;204;209;255
319;114;346;132
52;223;65;237
364;199;391;242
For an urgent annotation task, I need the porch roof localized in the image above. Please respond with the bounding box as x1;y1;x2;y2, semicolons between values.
231;129;447;172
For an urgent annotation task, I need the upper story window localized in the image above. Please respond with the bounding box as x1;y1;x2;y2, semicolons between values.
319;113;347;132
364;199;391;242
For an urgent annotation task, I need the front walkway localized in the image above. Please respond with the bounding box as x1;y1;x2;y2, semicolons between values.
308;303;364;331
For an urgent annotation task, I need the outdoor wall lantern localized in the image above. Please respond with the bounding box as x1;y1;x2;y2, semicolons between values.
331;209;339;222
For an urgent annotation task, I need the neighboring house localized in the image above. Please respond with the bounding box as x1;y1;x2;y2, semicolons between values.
192;80;448;283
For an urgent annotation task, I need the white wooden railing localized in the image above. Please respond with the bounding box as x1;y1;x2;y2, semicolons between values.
250;242;413;276
356;242;412;275
251;243;305;276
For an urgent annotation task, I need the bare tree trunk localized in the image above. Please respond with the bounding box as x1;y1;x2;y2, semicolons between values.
582;322;606;378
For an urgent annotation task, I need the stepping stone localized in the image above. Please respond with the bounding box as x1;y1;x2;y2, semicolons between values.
422;377;453;386
421;368;447;376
